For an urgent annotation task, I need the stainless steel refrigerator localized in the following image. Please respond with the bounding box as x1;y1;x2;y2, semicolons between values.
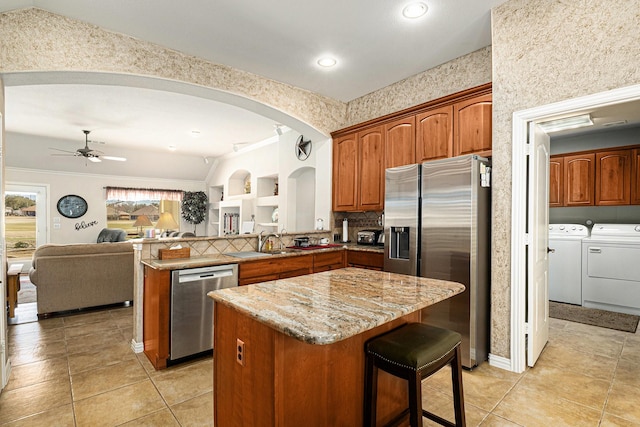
383;155;491;368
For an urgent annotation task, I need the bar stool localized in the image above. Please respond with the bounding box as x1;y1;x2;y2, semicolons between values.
364;323;465;427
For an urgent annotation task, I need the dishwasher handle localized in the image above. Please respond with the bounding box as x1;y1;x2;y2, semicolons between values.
175;264;238;284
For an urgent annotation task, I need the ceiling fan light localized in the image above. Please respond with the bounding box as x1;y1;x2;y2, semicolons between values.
402;2;428;19
88;156;101;163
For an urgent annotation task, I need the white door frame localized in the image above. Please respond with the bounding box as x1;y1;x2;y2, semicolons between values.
510;84;640;373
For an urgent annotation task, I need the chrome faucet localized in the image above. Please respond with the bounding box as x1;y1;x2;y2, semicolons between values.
258;230;280;252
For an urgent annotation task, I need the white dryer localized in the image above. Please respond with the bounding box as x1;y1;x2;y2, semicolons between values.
582;224;640;316
548;224;589;305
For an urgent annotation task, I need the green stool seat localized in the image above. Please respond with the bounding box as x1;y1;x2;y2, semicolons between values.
364;323;466;427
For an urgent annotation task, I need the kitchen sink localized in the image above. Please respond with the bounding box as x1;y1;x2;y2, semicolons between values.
225;251;273;258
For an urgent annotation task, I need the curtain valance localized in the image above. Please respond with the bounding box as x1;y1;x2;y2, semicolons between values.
105;186;183;202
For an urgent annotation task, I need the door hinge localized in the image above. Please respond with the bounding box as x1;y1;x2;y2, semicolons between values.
524;322;530;334
524;233;530;245
524;142;532;155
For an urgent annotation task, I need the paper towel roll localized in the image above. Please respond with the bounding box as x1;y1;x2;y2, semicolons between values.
342;219;348;242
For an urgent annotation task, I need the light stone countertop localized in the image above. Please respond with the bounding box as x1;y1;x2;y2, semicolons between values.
208;267;464;345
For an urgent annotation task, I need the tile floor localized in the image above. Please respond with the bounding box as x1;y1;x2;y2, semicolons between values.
1;306;639;426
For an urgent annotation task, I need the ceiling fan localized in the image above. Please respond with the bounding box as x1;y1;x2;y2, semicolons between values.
50;130;127;163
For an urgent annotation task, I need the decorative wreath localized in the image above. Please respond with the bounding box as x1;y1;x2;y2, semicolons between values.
181;191;208;229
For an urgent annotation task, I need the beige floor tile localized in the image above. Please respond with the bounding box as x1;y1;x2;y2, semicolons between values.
563;321;630;341
67;340;139;374
119;325;134;341
613;357;640;388
151;357;213;406
478;414;525;426
8;340;68;366
0;378;72;424
606;381;640;424
550;327;625;359
119;408;181;426
621;335;640;364
420;387;488;427
70;358;148;401
171;391;214;427
5;356;69;391
9;327;65;349
518;364;610;410
424;363;522;412
65;328;128;354
1;403;75;427
8;318;64;336
493;380;602;427
74;380;165;427
64;318;119;339
535;340;618;381
136;351;159;374
62;310;113;327
600;413;640;427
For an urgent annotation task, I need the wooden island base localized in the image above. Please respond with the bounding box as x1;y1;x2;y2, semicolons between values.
214;302;419;427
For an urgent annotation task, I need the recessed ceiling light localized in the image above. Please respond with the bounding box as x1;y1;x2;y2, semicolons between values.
317;57;337;68
402;2;428;19
168;145;177;151
190;130;201;137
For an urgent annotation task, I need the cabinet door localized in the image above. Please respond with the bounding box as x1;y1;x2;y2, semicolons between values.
384;116;415;168
332;133;359;211
564;153;595;206
454;94;492;157
416;105;453;162
596;149;631;206
549;156;564;207
632;149;640;205
313;251;346;273
358;126;385;211
346;250;384;271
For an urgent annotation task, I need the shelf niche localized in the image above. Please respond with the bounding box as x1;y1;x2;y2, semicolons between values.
287;167;316;232
228;169;252;197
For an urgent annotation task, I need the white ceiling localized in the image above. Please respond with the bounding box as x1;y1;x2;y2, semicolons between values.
6;0;637;180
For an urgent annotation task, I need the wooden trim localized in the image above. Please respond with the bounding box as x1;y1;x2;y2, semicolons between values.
331;83;492;138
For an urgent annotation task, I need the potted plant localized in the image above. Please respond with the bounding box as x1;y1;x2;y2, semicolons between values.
181;191;208;234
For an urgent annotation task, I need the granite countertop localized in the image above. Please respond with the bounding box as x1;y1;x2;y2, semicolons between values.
141;244;383;270
208;267;464;345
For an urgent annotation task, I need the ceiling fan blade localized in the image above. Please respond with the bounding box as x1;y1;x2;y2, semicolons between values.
49;147;77;154
101;155;127;162
51;153;77;157
88;156;102;163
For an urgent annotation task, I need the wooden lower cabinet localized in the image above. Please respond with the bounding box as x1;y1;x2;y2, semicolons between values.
143;266;171;370
239;254;314;286
313;250;346;273
347;250;384;271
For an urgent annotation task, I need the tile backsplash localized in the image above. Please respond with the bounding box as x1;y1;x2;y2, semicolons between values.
333;211;383;242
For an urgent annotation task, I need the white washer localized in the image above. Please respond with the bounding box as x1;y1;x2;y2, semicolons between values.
548;224;589;305
582;223;640;316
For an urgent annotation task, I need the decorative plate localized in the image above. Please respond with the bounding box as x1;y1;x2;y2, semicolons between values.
271;208;279;223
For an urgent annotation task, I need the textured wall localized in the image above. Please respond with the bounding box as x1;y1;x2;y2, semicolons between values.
490;0;640;358
345;47;492;126
0;8;346;136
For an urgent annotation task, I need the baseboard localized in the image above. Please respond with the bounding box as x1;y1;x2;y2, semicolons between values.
488;353;513;371
130;339;144;354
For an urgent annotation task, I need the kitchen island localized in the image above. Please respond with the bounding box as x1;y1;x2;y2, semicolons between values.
209;267;464;426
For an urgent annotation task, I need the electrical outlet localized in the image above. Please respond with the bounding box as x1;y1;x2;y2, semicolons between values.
236;338;245;366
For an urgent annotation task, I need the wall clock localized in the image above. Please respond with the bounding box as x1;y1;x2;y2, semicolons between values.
295;135;312;161
57;194;88;219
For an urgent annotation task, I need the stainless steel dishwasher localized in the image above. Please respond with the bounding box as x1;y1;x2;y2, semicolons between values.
170;264;238;361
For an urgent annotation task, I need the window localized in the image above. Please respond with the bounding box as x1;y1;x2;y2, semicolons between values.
105;187;182;236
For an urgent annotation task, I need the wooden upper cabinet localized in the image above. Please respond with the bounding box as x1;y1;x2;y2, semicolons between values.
416;105;453;162
549;156;564;207
332;134;359;211
454;94;492;157
564;153;595;206
358;126;385;211
384;116;415;168
596;150;631;206
633;149;640;205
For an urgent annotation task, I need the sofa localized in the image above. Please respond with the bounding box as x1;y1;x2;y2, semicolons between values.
29;238;134;316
